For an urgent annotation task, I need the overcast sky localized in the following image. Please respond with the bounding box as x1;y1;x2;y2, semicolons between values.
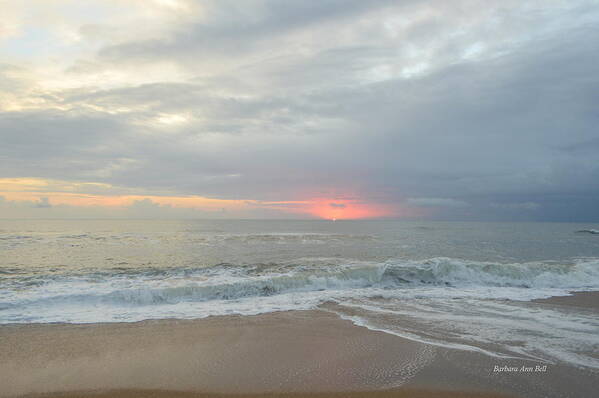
1;0;598;220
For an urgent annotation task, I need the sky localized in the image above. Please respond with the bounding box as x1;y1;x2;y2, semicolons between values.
1;0;599;221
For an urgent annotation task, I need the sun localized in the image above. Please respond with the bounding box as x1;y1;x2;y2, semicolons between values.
306;198;393;220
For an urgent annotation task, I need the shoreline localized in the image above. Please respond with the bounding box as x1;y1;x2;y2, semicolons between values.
2;294;599;398
532;290;599;309
4;289;598;329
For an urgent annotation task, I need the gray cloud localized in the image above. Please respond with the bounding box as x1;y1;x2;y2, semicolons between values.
491;202;540;211
2;0;599;220
329;203;347;209
34;197;52;208
407;198;469;208
0;196;295;220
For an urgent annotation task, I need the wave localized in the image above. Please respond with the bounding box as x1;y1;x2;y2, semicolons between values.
381;257;599;289
208;233;377;244
576;229;599;234
6;258;598;308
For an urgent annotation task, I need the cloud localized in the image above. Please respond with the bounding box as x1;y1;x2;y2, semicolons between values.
491;202;540;211
1;1;599;220
34;197;51;208
406;198;469;208
0;194;297;219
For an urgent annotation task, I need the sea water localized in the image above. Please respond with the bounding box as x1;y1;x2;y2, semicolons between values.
1;219;598;368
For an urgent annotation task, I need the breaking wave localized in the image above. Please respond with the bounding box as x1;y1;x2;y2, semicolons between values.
576;229;599;235
105;257;599;305
4;257;598;309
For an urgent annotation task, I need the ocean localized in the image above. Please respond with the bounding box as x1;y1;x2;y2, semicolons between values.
1;219;599;369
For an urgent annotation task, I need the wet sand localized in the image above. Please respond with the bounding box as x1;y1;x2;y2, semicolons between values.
532;290;599;309
1;304;598;398
18;389;512;398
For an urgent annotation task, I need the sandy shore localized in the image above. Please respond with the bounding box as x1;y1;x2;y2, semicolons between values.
2;298;598;398
533;290;599;309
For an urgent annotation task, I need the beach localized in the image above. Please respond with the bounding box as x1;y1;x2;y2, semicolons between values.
2;294;598;398
2;220;599;398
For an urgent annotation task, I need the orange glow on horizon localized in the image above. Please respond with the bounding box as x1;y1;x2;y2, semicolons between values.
263;197;400;220
0;191;253;210
305;198;395;220
0;178;253;210
0;178;422;219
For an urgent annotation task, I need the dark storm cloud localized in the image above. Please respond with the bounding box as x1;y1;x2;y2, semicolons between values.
2;0;599;220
